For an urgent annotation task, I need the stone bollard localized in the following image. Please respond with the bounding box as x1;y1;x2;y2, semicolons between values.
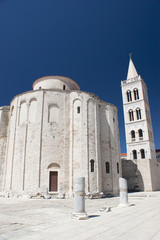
72;177;88;220
118;178;129;207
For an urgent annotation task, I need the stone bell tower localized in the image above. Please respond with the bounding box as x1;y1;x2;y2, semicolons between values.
121;56;159;191
121;56;156;162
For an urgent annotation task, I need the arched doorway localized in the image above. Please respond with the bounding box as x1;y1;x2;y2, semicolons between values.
47;163;60;192
49;171;58;191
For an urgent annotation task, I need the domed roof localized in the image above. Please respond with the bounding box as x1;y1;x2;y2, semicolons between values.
32;76;80;91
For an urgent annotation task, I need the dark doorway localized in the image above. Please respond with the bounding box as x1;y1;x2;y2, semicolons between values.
49;171;58;191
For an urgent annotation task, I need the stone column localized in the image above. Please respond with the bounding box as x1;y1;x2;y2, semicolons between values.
118;178;129;207
72;177;88;220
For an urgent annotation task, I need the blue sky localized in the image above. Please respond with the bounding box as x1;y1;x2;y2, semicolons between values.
0;0;159;153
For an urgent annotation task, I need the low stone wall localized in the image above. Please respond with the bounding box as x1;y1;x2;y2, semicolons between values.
121;159;138;192
121;158;160;192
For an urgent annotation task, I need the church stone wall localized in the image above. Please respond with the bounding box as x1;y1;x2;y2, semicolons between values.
4;91;43;193
0;107;10;190
100;104;121;195
40;91;70;196
2;76;121;198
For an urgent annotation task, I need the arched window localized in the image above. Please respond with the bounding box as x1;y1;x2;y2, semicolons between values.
90;159;94;172
77;106;80;114
117;162;119;174
136;108;142;120
63;85;66;90
29;99;37;123
140;149;145;159
132;150;137;160
19;101;27;125
138;129;143;140
105;162;110;173
48;105;58;123
131;130;135;141
129;110;134;121
134;88;139;100
127;90;132;102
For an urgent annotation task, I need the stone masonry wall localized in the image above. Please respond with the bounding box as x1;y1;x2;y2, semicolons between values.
0;107;10;190
3;88;121;198
121;159;138;192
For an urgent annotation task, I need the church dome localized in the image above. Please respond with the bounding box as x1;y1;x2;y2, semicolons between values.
32;76;80;91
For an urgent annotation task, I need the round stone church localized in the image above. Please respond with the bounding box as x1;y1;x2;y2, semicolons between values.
0;76;121;198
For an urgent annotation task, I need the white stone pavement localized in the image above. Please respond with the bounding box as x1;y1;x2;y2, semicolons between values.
0;192;160;240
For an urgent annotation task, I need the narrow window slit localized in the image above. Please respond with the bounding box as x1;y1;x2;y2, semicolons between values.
90;160;94;172
77;106;80;113
106;162;110;173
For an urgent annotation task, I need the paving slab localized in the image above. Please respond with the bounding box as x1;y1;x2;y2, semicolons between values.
0;192;160;240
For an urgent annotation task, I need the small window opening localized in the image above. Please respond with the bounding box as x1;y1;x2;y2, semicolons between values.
136;108;142;120
77;106;80;114
117;162;119;174
134;88;139;100
63;85;66;90
140;149;145;159
138;129;143;140
105;162;110;173
90;159;94;172
132;150;137;160
131;130;135;141
127;90;132;102
129;110;134;121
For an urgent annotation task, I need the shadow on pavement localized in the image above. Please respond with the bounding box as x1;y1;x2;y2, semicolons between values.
88;215;100;218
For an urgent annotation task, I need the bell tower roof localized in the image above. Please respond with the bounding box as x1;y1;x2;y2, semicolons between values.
127;57;138;80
